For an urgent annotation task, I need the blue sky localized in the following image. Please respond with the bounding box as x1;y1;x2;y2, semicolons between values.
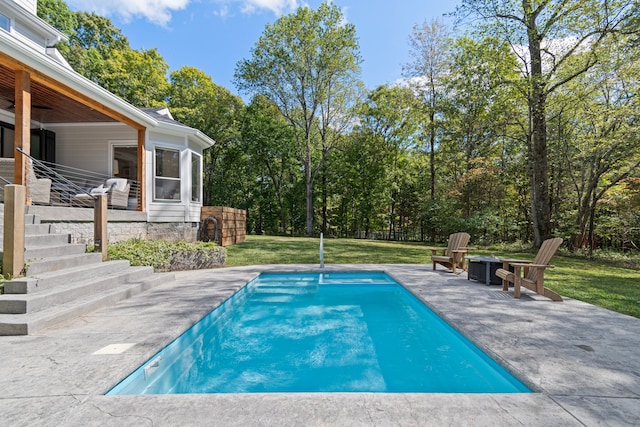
66;0;461;97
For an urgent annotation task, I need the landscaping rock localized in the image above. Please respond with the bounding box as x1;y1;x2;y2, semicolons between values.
162;247;226;271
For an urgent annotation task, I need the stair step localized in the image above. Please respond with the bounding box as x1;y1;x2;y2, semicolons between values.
24;243;88;260
0;212;172;336
25;224;52;235
4;260;131;294
25;252;107;276
24;214;40;225
0;272;174;335
25;233;71;247
0;266;155;314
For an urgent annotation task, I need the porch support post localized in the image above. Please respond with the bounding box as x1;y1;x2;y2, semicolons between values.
137;128;146;212
3;185;26;277
14;70;31;204
94;194;108;261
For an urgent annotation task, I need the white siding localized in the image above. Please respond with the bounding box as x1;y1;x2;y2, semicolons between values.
48;123;136;175
147;202;187;222
187;203;202;223
16;0;36;14
148;131;186;147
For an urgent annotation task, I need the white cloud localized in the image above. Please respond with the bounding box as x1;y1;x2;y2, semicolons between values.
512;36;592;76
69;0;302;27
215;0;300;17
68;0;190;27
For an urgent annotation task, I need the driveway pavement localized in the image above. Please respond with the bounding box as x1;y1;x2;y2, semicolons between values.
0;264;638;426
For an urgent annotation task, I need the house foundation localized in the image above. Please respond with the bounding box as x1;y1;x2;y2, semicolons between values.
25;205;199;245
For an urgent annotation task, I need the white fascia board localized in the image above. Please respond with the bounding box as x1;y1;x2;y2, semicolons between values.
0;31;157;128
154;120;215;149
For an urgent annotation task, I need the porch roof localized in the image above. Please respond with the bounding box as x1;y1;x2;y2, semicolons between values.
0;29;157;129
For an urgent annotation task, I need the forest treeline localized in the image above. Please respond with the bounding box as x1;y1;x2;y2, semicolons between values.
38;0;640;251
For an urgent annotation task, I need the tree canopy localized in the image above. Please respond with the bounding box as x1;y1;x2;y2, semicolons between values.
235;1;363;236
36;0;640;251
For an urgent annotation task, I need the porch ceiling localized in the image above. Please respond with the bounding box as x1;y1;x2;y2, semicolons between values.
0;62;116;124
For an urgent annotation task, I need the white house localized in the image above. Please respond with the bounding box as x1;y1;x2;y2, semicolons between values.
0;0;214;238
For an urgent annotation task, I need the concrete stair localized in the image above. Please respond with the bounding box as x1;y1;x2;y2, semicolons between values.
0;213;173;335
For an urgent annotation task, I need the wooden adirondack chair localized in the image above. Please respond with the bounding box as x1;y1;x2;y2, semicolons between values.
431;232;471;274
496;237;563;301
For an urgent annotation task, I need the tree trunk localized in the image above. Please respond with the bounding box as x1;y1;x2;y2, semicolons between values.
429;111;437;243
527;22;552;247
587;191;597;256
321;172;327;235
306;169;314;237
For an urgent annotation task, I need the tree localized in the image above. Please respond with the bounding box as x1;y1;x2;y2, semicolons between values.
555;37;640;252
168;67;245;206
235;2;362;236
441;36;522;240
102;48;170;107
241;95;298;234
37;0;77;53
457;0;636;246
65;12;131;84
357;85;420;239
403;19;451;240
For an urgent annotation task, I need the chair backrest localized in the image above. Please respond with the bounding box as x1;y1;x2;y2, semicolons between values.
446;232;470;255
528;237;563;282
105;178;129;192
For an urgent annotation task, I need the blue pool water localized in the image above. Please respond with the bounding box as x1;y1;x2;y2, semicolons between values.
107;272;530;394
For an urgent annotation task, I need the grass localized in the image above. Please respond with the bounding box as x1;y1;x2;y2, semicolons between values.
226;235;640;319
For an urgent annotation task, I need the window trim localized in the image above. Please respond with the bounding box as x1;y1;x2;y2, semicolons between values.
153;146;181;202
191;152;202;203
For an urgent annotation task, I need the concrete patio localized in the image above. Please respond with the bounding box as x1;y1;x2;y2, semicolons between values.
0;264;638;426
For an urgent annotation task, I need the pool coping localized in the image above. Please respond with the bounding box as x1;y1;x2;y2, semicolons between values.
0;263;638;426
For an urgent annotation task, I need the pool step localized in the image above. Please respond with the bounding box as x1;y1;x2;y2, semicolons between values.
0;212;175;335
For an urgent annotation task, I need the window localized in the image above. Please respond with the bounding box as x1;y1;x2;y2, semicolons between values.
0;13;10;32
191;153;201;203
154;148;180;201
0;122;14;157
112;145;137;181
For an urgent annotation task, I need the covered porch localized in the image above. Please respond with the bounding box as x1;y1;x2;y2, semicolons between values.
0;47;151;212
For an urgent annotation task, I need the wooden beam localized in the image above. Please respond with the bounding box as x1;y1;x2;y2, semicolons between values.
137;128;146;212
13;70;30;195
2;185;26;277
94;194;108;260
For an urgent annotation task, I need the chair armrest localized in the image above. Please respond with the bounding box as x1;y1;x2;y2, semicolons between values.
499;258;530;263
510;263;554;269
430;248;445;255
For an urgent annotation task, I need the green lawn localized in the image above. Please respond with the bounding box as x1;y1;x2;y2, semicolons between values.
226;235;640;319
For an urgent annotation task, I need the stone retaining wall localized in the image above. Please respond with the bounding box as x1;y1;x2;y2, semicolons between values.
48;220;199;246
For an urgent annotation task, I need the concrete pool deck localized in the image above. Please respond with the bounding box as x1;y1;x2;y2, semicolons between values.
0;264;638;426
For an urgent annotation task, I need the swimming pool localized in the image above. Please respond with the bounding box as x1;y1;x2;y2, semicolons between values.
107;271;530;394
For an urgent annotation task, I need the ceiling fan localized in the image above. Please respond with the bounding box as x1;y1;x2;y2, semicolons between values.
0;94;52;110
